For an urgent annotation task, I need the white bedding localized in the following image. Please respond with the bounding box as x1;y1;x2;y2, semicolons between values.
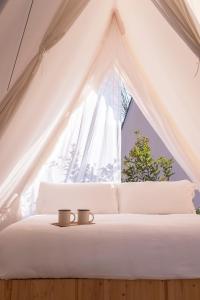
1;214;200;279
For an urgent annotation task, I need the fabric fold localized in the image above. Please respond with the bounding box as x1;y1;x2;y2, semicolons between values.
0;0;90;137
151;0;200;58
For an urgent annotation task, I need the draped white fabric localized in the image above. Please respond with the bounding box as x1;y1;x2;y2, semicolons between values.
150;0;200;58
42;71;121;184
21;70;123;216
0;0;200;226
0;0;7;15
0;0;114;208
187;0;200;25
117;0;200;183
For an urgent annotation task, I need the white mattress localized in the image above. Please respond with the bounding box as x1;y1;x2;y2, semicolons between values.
0;214;200;279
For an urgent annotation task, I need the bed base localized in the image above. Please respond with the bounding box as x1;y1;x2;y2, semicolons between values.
1;278;200;300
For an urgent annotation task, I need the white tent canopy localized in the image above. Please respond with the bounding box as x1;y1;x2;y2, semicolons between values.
0;0;200;227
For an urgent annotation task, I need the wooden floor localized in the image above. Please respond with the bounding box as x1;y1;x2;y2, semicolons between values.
1;278;200;300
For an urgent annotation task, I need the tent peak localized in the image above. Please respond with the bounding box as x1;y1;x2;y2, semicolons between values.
112;9;125;35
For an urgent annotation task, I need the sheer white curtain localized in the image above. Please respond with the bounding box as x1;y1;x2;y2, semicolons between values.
0;0;113;207
43;71;121;184
21;69;123;216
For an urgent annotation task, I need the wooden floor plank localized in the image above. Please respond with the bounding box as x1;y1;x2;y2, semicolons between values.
11;280;32;300
167;279;200;300
126;279;165;300
11;279;76;300
2;278;200;300
32;279;76;300
77;279;105;300
0;280;11;300
108;279;126;300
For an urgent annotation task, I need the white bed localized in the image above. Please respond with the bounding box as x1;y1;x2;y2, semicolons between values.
0;213;200;280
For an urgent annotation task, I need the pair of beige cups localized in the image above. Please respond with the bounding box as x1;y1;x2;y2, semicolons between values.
58;209;94;227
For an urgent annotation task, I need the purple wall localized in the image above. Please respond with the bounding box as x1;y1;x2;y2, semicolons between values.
122;100;200;208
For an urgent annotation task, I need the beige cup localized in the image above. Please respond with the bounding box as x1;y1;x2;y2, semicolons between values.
58;209;75;227
77;209;94;225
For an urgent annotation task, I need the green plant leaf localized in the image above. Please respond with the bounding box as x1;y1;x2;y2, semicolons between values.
122;130;174;182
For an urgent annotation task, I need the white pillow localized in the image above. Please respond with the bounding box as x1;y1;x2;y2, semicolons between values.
117;180;196;214
36;182;118;214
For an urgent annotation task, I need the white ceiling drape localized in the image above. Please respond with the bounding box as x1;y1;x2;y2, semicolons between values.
0;0;7;14
0;0;90;137
0;0;114;215
150;0;200;58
